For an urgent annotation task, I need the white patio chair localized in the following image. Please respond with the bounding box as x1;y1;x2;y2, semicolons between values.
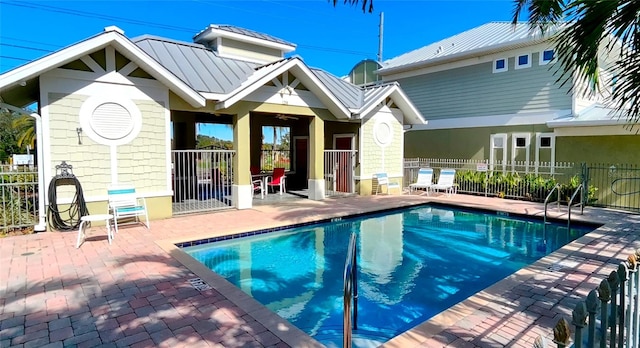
430;169;457;196
107;184;150;234
374;173;400;195
409;168;434;194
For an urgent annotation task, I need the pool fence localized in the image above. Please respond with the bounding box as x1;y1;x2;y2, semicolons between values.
534;249;640;348
404;159;640;212
1;164;39;234
171;150;236;215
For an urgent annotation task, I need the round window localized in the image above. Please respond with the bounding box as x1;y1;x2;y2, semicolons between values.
373;119;393;147
90;102;134;140
79;96;142;146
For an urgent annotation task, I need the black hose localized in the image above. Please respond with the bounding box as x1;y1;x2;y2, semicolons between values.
47;175;89;231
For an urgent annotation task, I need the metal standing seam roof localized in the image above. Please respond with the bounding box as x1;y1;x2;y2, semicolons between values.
133;35;412;114
310;68;362;109
193;24;296;48
133;35;259;95
380;22;556;73
360;82;399;112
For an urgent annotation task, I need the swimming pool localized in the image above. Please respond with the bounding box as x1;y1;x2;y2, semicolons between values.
182;204;594;347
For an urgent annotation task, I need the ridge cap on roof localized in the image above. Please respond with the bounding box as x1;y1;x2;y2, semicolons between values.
362;81;398;90
132;35;208;49
194;23;296;48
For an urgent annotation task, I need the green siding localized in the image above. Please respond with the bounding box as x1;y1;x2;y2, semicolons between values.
396;53;572;120
404;125;552;159
556;135;640;164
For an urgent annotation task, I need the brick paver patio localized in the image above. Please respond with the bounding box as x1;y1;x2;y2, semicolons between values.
1;194;638;348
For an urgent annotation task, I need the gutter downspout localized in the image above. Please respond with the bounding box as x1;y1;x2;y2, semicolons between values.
0;103;47;232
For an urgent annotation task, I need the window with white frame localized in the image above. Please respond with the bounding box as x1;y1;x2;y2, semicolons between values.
511;133;531;171
493;58;507;73
516;54;531;69
535;132;556;174
490;133;507;171
539;49;555;65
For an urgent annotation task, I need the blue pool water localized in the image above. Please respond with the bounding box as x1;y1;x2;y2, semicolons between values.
183;205;595;347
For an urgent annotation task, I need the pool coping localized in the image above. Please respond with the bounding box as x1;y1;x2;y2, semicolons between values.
155;195;638;347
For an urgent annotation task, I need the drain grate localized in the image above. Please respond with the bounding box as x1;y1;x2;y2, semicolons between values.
188;278;212;291
547;260;579;272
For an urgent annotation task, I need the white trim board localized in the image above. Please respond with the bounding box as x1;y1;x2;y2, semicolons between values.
408;110;571;131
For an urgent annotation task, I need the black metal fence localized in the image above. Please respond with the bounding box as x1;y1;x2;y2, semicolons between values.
404;159;640;213
585;163;640;212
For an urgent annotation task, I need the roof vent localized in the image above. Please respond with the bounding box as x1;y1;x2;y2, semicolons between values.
104;26;125;35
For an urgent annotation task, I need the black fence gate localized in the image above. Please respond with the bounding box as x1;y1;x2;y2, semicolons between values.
584;163;640;212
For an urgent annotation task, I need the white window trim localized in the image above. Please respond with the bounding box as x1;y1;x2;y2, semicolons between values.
515;53;532;69
493;58;508;73
539;49;556;65
511;133;531;172
535;132;556;175
489;133;507;171
79;95;142;147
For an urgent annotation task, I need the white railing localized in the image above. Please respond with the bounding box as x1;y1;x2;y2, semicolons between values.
325;150;357;197
171;150;235;215
1;164;38;234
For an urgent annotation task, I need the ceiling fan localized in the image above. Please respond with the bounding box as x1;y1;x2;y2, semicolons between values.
275;114;299;121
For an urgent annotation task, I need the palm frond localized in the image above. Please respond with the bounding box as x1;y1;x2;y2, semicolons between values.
331;0;373;13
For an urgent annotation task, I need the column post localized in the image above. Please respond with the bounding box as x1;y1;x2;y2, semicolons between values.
233;109;252;209
308;116;325;200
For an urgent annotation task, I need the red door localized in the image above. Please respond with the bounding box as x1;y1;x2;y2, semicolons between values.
335;137;352;192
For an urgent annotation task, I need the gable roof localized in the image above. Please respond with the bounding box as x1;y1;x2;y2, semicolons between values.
379;22;556;75
134;35;258;98
133;35;425;124
214;57;353;119
0;27;425;125
0;27;206;108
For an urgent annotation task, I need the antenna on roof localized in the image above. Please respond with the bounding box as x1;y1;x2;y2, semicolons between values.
377;12;384;62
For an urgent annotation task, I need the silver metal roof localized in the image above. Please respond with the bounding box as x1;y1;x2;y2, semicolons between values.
133;35;421;120
360;82;398;111
380;22;555;73
194;24;296;48
134;35;258;94
311;68;362;109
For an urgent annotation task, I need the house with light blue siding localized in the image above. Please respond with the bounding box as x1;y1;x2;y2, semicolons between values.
377;22;639;167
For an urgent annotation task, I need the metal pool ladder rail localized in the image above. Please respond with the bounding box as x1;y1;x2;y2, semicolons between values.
544;183;561;224
343;232;358;348
567;183;584;227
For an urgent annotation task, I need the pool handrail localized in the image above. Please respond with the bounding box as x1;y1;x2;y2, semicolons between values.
343;232;358;348
567;182;585;228
544;183;562;224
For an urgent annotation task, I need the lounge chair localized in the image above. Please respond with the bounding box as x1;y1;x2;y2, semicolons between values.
107;184;150;233
409;168;434;194
266;167;286;195
374;173;400;195
430;169;457;196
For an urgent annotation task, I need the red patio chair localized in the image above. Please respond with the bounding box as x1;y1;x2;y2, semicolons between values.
266;167;286;195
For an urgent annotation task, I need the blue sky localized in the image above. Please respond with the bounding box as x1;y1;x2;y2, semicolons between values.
0;0;518;140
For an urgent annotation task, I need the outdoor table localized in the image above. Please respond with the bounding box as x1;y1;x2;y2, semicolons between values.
76;214;114;248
